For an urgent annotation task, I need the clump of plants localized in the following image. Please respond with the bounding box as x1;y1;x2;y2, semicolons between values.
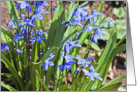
1;1;126;91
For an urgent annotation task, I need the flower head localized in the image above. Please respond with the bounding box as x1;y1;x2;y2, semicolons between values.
82;68;103;81
31;9;49;21
1;43;10;52
16;1;31;12
15;49;22;53
18;19;35;27
55;53;76;71
75;56;94;67
41;53;55;71
86;9;104;23
64;39;81;53
34;1;49;11
13;31;24;45
6;20;16;28
30;29;47;44
62;18;83;27
72;6;89;19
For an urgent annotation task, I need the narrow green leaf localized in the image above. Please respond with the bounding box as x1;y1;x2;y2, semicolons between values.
104;74;126;87
1;73;20;90
79;1;89;7
1;53;25;90
97;82;122;91
97;1;104;12
35;70;50;91
1;81;17;91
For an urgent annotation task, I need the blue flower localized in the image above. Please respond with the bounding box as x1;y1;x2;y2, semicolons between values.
82;26;98;32
21;27;33;36
6;20;16;28
15;49;22;53
34;1;49;11
16;1;31;12
62;18;83;27
68;1;73;4
74;68;80;74
6;28;10;32
96;28;107;39
18;19;35;27
74;32;80;38
82;68;103;81
64;39;81;53
86;9;104;23
30;29;47;44
13;31;24;45
20;14;26;18
1;43;10;52
75;56;94;67
52;7;56;11
55;53;76;71
72;6;89;19
91;34;98;43
41;53;55;71
31;9;49;21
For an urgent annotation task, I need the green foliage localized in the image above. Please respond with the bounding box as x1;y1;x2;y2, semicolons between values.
1;1;126;91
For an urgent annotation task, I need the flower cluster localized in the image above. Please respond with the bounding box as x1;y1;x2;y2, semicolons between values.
1;1;116;83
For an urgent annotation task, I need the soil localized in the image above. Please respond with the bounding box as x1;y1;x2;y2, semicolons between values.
1;1;126;91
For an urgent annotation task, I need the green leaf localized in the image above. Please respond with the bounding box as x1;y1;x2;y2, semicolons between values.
1;73;20;90
97;1;104;12
35;70;50;91
79;1;89;7
1;81;17;91
58;84;70;91
97;82;122;91
5;1;19;32
25;80;31;91
84;39;101;52
31;41;38;63
45;1;64;49
1;26;14;44
104;74;126;87
1;53;25;90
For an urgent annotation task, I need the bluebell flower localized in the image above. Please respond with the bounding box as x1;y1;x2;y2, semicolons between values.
82;68;103;81
96;28;107;39
62;18;83;27
21;27;33;36
52;7;56;11
16;1;31;12
86;9;104;23
82;26;98;32
6;28;10;32
6;20;16;28
31;9;49;21
1;43;10;52
108;17;115;27
74;32;80;38
34;1;49;11
74;68;80;74
72;6;89;19
91;34;98;43
20;14;26;18
75;56;94;67
82;26;107;42
68;1;73;4
18;19;35;27
64;39;81;53
41;53;54;71
15;49;22;53
30;29;47;44
55;53;76;71
13;31;24;45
